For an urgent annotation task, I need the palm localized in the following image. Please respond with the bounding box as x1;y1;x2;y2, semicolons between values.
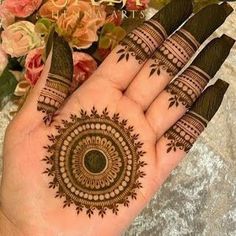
1;73;161;235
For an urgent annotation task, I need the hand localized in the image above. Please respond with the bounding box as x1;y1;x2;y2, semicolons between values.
0;1;234;235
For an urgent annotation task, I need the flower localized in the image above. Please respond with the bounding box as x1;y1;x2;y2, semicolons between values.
39;0;71;20
1;21;42;57
98;23;126;60
0;4;15;29
40;0;106;49
3;0;42;18
71;52;97;92
126;0;149;10
25;47;44;86
0;45;8;75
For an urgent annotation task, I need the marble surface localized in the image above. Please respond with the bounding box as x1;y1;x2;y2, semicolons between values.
1;4;236;236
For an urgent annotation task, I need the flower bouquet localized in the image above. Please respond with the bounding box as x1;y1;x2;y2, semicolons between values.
0;0;221;113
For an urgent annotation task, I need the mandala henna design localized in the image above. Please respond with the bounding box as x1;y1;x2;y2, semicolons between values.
150;29;199;77
166;66;210;109
117;20;167;64
165;79;229;153
43;108;147;218
37;32;73;125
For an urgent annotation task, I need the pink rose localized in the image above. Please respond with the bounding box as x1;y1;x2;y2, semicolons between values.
3;0;42;18
71;52;97;92
25;47;44;86
126;0;149;10
0;4;15;29
1;21;42;57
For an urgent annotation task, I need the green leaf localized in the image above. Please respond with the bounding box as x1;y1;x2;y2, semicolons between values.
113;27;126;40
101;23;115;36
35;18;53;34
0;69;18;110
99;37;111;49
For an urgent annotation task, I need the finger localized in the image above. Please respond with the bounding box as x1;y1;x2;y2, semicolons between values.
19;31;73;125
146;35;235;138
125;2;233;110
154;79;228;182
92;0;193;91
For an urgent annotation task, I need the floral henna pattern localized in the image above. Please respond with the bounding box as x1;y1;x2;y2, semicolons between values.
43;108;147;218
166;66;210;109
150;29;199;77
117;20;167;64
164;112;207;153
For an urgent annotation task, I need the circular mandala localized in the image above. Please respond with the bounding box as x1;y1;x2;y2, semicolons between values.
43;108;146;217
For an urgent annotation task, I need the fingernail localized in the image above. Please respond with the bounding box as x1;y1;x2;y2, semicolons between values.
192;35;235;77
183;3;233;43
190;79;229;122
152;0;193;35
220;2;234;16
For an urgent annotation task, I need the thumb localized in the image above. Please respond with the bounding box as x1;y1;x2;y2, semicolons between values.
18;31;73;126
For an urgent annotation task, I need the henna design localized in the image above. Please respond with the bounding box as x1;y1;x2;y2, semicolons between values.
117;20;167;64
164;112;207;153
43;108;147;218
37;33;73;125
38;73;72;124
166;66;210;109
164;79;229;153
150;29;199;77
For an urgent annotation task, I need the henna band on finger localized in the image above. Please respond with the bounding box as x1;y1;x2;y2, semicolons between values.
166;35;235;109
164;79;229;153
150;3;232;78
37;32;73;125
116;0;193;64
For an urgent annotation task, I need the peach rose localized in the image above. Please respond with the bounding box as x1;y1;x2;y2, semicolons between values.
0;45;8;75
71;52;97;92
25;47;44;86
3;0;42;18
40;0;106;49
1;21;42;57
0;4;15;29
39;0;75;20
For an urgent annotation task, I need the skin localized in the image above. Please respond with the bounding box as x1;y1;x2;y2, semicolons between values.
0;10;231;236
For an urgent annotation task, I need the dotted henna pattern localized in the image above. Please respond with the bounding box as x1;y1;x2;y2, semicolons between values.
150;29;200;77
43;108;147;218
164;112;207;153
117;20;167;64
166;66;210;109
